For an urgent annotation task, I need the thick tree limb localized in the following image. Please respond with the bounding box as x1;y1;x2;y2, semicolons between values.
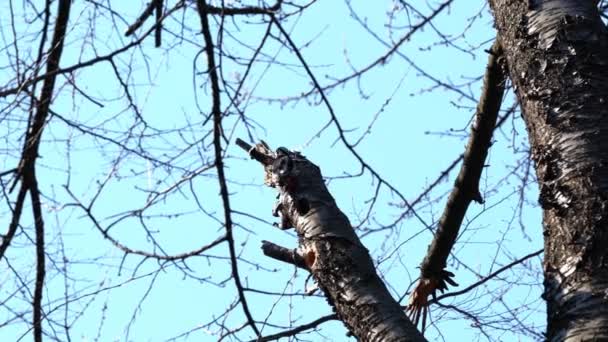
238;139;426;342
408;39;507;326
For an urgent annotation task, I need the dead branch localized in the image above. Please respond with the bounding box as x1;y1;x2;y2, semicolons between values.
408;39;507;327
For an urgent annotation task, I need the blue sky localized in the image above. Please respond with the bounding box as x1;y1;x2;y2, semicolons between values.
0;1;544;341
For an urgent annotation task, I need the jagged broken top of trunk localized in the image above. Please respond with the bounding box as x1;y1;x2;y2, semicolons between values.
236;138;426;341
236;138;361;244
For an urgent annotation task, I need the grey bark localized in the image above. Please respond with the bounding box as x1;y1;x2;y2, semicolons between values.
238;139;426;342
488;1;608;340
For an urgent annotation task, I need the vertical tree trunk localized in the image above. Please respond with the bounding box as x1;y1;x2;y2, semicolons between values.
488;1;608;340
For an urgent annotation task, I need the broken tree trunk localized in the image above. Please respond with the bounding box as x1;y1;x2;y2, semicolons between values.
237;139;426;342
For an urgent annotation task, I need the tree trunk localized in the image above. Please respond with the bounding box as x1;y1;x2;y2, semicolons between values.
488;1;608;340
238;140;426;342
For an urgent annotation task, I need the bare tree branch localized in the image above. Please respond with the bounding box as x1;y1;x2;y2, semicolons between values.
253;314;337;342
269;14;432;231
433;248;543;303
196;0;261;337
125;0;160;37
408;39;507;326
0;184;27;261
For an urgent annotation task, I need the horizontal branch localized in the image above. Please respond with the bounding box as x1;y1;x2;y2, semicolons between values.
206;0;282;16
261;240;308;269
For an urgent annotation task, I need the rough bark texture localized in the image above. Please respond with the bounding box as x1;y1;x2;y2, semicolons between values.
238;139;426;342
488;1;608;340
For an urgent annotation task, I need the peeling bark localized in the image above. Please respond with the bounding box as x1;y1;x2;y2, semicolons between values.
488;1;608;340
238;139;426;342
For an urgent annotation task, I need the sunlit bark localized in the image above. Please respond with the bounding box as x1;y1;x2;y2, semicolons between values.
489;1;608;340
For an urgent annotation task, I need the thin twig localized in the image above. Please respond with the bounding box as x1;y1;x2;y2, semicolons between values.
432;249;543;303
252;314;337;342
